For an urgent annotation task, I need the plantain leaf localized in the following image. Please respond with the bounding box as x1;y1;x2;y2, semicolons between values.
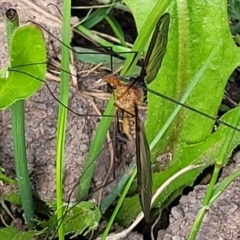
116;0;240;226
0;23;46;109
146;0;240;156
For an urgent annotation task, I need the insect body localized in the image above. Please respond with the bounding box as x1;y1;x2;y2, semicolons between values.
104;12;170;222
104;75;152;222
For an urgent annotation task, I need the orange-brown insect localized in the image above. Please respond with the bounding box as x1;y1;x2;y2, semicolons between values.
104;75;152;222
103;12;170;223
105;76;144;139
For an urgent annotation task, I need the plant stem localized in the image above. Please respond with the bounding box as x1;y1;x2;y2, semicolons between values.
55;0;71;239
188;103;240;239
11;102;35;228
5;7;35;228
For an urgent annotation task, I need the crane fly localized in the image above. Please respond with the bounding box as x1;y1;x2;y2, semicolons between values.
104;12;170;222
105;76;152;222
4;12;171;226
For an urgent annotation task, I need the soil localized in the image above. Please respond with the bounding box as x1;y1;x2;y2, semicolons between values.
159;152;240;240
1;1;240;240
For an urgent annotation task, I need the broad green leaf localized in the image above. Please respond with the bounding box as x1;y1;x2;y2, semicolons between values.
146;0;240;156
116;0;240;226
0;23;46;109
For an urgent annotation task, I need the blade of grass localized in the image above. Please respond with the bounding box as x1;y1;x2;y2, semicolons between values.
77;96;115;200
73;46;141;74
0;169;16;185
101;167;137;240
6;8;35;228
100;161;136;213
55;1;71;239
75;24;132;55
187;168;240;240
81;4;113;29
104;14;128;47
188;100;240;239
210;168;240;206
121;0;172;76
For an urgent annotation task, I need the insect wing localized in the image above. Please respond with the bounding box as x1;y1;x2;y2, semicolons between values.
140;13;170;84
135;106;152;222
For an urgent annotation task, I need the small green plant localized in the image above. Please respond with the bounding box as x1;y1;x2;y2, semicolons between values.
1;8;46;231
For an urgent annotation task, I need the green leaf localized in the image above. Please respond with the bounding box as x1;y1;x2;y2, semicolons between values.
0;23;46;109
81;5;113;29
68;201;101;237
146;0;240;156
0;227;37;240
210;168;240;206
72;46;141;74
123;0;167;33
116;0;240;226
105;14;127;47
41;201;101;238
